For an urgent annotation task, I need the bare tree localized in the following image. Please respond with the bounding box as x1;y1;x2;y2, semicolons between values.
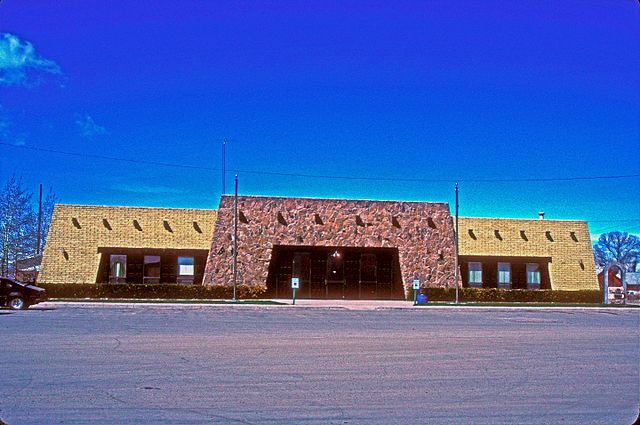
593;231;640;272
0;175;35;277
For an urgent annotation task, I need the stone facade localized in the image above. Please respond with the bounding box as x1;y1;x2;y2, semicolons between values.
203;196;457;296
458;217;598;290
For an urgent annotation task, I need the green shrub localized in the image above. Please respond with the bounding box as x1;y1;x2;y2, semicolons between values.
38;283;601;303
418;287;601;304
38;283;267;300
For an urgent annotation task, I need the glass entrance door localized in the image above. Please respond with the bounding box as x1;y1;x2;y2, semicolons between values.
292;253;311;298
326;250;345;298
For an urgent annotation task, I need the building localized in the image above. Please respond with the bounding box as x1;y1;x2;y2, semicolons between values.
458;217;598;291
38;197;599;298
38;205;216;285
626;273;640;293
203;196;457;299
598;270;640;303
598;268;622;290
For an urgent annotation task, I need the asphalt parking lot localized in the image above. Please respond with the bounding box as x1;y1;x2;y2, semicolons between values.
1;303;638;425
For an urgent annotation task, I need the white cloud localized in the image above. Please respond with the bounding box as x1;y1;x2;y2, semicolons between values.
11;134;27;146
75;113;107;138
0;33;62;86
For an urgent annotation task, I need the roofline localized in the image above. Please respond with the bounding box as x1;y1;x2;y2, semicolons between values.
54;203;216;212
219;194;450;206
459;216;589;224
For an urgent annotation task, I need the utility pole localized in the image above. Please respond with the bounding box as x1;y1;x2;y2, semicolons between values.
222;139;227;195
36;184;42;255
454;182;459;304
232;174;238;301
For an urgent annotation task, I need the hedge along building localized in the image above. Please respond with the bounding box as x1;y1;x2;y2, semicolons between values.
38;205;216;285
457;216;598;291
203;196;458;299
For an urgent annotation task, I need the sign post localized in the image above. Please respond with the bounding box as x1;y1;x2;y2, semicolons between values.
291;277;300;305
412;279;420;306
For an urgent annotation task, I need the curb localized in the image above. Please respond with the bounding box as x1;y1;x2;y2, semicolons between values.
33;300;640;312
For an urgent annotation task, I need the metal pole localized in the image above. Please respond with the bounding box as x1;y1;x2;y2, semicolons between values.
603;264;609;305
455;182;459;304
36;183;42;255
622;269;627;306
222;139;227;195
232;174;238;301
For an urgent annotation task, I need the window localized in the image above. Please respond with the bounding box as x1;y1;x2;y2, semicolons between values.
498;262;511;287
177;257;194;285
326;251;344;282
143;255;161;284
109;254;127;284
360;254;377;283
468;262;482;286
527;263;541;289
292;253;310;288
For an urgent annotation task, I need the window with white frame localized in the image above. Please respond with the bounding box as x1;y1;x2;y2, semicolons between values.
498;262;511;286
177;256;195;285
178;257;194;276
109;254;127;284
468;262;482;285
527;263;541;287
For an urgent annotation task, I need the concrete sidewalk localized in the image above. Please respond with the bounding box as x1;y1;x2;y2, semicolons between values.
37;299;414;311
274;298;416;310
36;299;640;312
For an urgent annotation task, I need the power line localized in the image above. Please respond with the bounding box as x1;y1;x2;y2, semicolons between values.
227;167;640;183
588;219;640;223
590;223;640;234
2;141;639;184
0;142;216;172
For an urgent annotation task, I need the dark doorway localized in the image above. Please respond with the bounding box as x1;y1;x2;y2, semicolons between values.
267;245;403;299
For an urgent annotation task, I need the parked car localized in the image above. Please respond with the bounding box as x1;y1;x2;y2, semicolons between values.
0;277;46;310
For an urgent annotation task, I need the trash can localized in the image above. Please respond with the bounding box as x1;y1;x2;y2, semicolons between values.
416;293;428;305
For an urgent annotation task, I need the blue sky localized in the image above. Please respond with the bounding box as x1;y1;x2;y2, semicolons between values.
0;0;639;238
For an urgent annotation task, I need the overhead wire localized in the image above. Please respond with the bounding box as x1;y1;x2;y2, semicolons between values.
3;142;639;233
2;141;639;184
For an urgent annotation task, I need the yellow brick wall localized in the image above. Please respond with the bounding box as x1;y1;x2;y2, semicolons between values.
458;217;598;290
38;205;216;284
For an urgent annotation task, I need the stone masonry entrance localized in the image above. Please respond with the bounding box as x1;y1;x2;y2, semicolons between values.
266;245;404;299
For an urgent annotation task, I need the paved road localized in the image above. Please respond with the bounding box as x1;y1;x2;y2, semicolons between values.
1;303;638;424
